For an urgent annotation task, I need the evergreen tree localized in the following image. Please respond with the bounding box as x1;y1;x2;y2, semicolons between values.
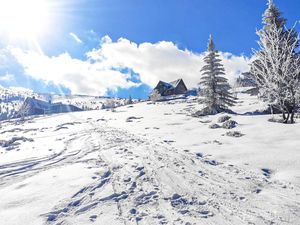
127;95;133;104
263;0;286;31
251;0;300;123
261;0;298;48
199;35;235;114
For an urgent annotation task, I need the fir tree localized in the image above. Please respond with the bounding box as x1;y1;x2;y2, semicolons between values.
127;95;133;105
263;0;286;31
260;0;298;48
199;35;235;114
251;0;300;123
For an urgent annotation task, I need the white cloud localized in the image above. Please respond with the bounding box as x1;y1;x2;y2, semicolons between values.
88;36;251;88
11;35;251;95
11;48;139;96
69;32;83;44
0;73;14;81
220;52;251;84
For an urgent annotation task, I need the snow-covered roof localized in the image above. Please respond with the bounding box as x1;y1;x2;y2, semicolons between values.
169;79;183;88
157;79;184;89
158;81;173;88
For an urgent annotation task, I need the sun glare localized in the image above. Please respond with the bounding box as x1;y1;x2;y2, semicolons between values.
0;0;50;39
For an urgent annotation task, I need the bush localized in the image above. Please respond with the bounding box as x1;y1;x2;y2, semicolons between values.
209;123;221;129
217;115;231;123
226;131;244;137
149;90;161;102
222;120;237;129
192;107;219;117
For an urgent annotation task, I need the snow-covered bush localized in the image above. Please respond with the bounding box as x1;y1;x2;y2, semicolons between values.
226;131;244;137
0;136;34;148
192;107;213;117
149;90;161;102
209;123;221;129
217;115;231;123
222;120;237;129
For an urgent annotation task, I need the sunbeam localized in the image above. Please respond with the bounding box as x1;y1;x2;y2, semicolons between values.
0;0;51;39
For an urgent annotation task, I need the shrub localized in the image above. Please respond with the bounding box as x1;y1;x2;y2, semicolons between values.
222;120;237;129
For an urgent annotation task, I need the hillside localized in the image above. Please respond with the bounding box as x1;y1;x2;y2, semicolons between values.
0;86;134;120
0;90;299;225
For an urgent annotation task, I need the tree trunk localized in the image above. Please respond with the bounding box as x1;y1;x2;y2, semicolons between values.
290;105;295;124
283;111;290;124
282;112;286;120
291;111;295;124
290;90;296;124
282;103;292;124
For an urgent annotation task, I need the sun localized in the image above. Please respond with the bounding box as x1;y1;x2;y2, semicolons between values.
0;0;50;39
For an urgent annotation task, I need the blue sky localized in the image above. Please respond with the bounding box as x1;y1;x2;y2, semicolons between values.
0;0;299;99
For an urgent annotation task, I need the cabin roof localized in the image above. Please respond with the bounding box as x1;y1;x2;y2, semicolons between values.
157;79;184;89
169;79;183;88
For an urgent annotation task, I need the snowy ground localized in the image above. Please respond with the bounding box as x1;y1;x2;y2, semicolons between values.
0;91;299;225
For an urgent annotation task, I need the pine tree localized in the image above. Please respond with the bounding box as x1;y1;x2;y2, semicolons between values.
261;0;298;48
263;0;286;31
248;0;288;93
199;35;235;114
251;0;300;123
127;95;133;105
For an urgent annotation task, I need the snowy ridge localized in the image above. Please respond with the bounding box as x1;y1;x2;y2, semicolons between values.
0;86;135;120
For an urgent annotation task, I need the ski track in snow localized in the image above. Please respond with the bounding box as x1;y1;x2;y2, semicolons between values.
1;116;299;225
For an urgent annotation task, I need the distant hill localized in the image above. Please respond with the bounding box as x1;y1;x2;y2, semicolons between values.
0;87;136;121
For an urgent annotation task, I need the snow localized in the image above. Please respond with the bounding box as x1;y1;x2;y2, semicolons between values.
0;90;299;225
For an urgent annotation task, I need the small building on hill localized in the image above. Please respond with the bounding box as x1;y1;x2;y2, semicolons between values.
19;97;82;116
152;79;188;96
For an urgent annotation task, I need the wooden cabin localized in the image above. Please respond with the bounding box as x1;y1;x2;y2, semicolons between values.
152;79;188;96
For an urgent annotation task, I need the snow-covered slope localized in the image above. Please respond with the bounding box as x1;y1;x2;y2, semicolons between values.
0;87;35;120
0;86;134;120
0;91;299;225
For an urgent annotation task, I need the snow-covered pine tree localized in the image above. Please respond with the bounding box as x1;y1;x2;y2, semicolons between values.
198;35;236;115
263;0;286;31
261;0;298;48
247;0;291;96
127;95;133;105
251;0;300;123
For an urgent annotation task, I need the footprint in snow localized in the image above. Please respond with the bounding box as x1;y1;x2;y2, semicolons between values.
123;177;131;182
203;159;219;166
199;210;214;218
130;208;137;215
261;168;272;178
196;152;204;158
163;140;175;144
89;215;97;222
135;191;158;206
